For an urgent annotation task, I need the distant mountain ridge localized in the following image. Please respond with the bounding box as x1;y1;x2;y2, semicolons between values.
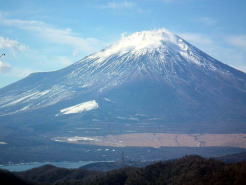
1;155;245;185
216;151;246;163
0;29;246;134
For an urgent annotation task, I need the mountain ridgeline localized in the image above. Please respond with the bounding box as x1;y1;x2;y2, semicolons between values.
0;29;246;134
1;155;246;185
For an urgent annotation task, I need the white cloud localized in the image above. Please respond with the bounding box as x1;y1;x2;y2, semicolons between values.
0;36;27;51
179;32;214;46
11;67;36;78
100;1;135;9
0;13;109;88
0;61;11;73
0;65;38;88
139;0;195;3
1;65;37;79
159;0;191;2
226;35;246;50
161;0;177;2
198;17;217;26
0;16;105;54
99;1;147;14
53;56;73;66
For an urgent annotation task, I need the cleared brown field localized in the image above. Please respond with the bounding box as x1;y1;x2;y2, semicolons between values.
54;133;246;148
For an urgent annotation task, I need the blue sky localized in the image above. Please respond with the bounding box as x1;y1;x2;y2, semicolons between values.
0;0;246;88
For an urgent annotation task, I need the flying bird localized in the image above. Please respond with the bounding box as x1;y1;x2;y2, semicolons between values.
0;53;6;58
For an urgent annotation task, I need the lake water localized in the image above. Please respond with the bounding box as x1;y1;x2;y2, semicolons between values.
0;161;108;172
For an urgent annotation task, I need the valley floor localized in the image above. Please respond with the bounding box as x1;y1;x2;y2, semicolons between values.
53;133;246;148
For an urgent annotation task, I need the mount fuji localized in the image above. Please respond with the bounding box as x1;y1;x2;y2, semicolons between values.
0;29;246;135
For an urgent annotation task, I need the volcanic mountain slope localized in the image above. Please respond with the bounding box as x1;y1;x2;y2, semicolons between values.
0;29;246;133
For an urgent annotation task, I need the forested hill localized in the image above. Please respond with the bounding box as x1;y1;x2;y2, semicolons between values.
1;155;246;185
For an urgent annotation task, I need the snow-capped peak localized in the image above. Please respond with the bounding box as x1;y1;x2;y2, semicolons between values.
114;29;177;51
88;29;184;62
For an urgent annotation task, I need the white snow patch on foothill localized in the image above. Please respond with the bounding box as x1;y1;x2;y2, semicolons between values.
66;136;96;142
60;100;99;114
104;97;112;102
53;136;97;142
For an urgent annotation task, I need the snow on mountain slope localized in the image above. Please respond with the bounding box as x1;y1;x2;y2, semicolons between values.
60;100;99;114
87;29;175;62
85;29;218;68
0;28;245;127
